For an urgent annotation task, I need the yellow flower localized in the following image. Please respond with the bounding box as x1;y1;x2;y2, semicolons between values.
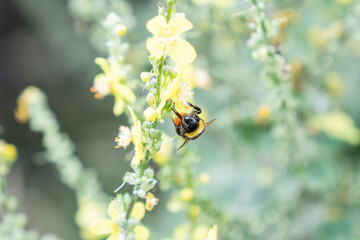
91;58;135;116
90;200;122;240
134;225;150;240
180;188;194;202
75;198;107;240
174;224;191;240
90;200;146;240
192;225;208;240
309;111;360;145
337;0;352;4
199;173;210;184
156;67;194;118
115;107;145;166
326;72;343;97
146;15;196;65
145;192;159;211
189;204;201;218
257;105;270;120
193;0;234;9
205;225;218;240
0;140;17;175
153;134;173;165
115;24;127;36
14;86;45;124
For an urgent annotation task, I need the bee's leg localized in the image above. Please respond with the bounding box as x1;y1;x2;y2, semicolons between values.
172;104;183;119
205;119;216;127
186;101;202;114
177;138;190;150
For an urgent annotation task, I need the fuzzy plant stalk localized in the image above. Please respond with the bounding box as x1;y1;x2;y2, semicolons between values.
14;87;108;239
246;0;306;160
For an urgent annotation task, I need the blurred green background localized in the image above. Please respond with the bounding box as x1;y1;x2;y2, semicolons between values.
1;0;360;239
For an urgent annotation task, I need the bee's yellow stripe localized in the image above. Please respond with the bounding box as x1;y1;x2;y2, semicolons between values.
184;120;205;139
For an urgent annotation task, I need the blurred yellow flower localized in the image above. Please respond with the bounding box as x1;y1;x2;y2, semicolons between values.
199;173;210;184
326;72;343;97
307;22;344;48
145;192;159;211
166;195;184;213
91;58;135;116
257;105;270;120
90;200;146;240
134;225;150;240
180;188;194;202
193;0;234;9
205;225;218;240
146;15;196;65
115;24;127;36
309;111;360;145
0;140;17;175
153;134;174;165
75;198;107;240
115;107;145;165
90;200;122;240
337;0;352;4
189;204;201;218
192;225;208;240
14;86;44;124
183;65;212;90
174;224;191;240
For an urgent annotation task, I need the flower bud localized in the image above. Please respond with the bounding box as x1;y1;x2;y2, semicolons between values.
149;77;157;88
115;24;127;36
149;128;159;138
142;121;152;129
144;168;155;178
144;107;157;122
162;65;172;76
140;72;151;82
170;68;178;78
146;93;157;107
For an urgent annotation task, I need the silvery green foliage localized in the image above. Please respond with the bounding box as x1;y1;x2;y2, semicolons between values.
67;0;135;53
24;87;107;202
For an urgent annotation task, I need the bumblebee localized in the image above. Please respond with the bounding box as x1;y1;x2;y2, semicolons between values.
172;102;215;150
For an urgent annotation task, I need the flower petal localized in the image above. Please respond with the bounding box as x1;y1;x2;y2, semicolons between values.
127;106;138;125
167;17;193;36
107;201;119;222
95;57;110;74
107;232;120;240
113;97;125;116
146;37;165;59
156;76;181;117
89;219;113;235
131;202;145;221
112;83;136;102
131;135;145;166
146;16;167;36
134;225;150;240
169;39;196;65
